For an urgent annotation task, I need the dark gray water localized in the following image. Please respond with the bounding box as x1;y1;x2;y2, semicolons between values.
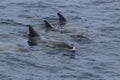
0;0;120;80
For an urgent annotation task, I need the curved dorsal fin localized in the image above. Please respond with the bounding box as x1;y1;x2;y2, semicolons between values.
29;25;39;37
44;20;53;29
57;13;67;25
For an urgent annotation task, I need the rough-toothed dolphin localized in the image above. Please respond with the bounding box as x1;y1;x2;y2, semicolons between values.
43;13;91;40
27;25;76;52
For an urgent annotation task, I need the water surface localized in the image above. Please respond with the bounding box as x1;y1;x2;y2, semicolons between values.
0;0;120;80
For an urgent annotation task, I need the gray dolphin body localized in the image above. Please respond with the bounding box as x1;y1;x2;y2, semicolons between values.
44;13;91;40
27;25;76;52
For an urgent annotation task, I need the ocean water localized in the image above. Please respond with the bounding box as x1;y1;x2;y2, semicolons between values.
0;0;120;80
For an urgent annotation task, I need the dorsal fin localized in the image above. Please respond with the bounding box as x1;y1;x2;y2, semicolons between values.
57;13;67;25
29;25;39;37
44;20;53;29
28;25;39;46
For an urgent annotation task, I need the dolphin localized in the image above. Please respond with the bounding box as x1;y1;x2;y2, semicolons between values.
27;25;76;52
43;18;91;40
